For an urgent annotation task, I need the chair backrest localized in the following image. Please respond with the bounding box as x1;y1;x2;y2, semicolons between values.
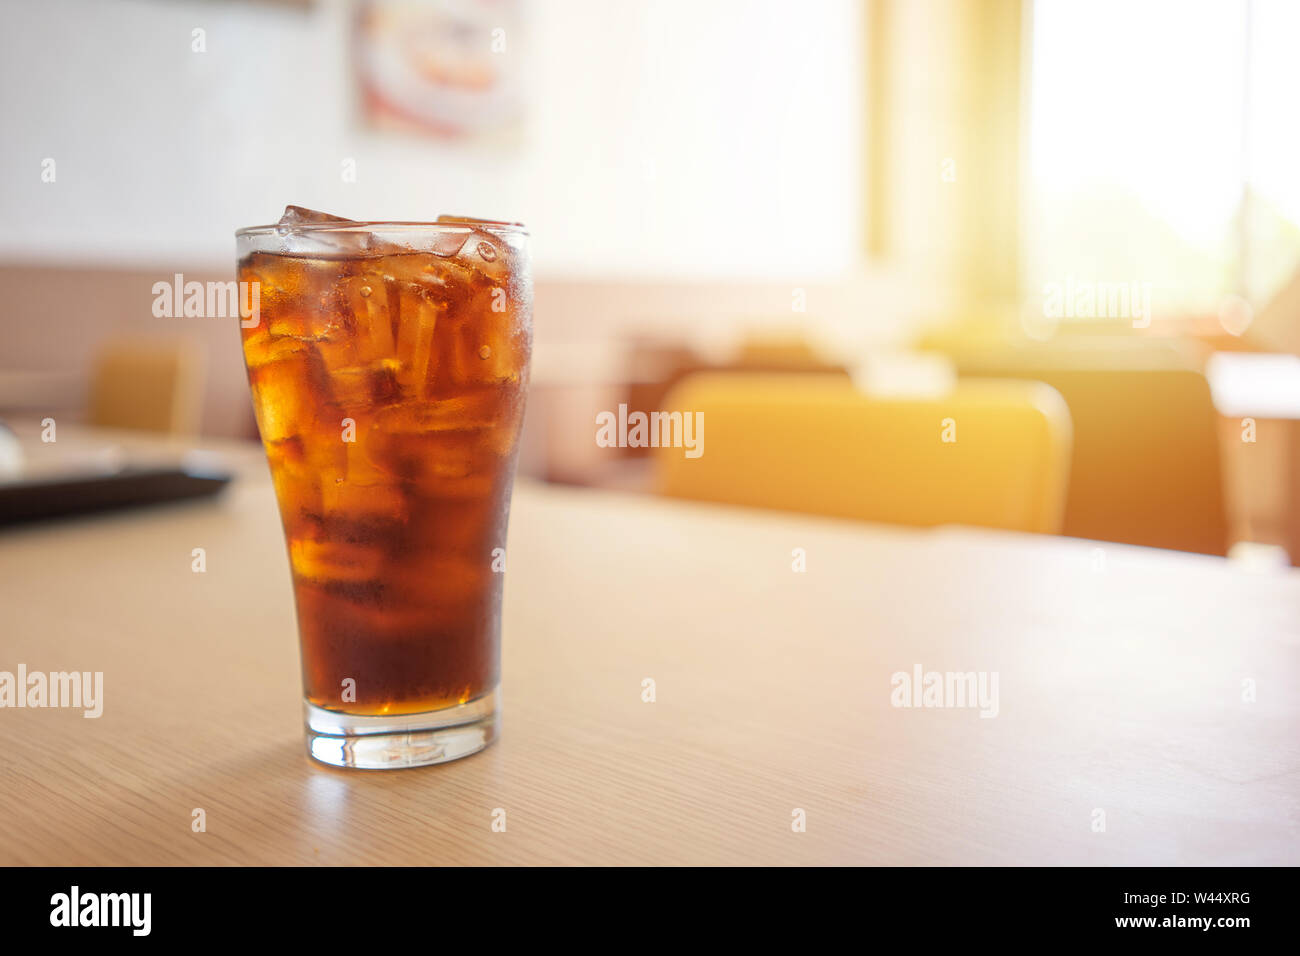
953;347;1229;555
655;373;1072;534
88;342;203;435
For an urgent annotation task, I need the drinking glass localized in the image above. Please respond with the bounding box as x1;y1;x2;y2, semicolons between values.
235;208;531;768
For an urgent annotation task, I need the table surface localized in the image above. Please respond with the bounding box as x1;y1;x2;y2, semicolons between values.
1;424;1298;866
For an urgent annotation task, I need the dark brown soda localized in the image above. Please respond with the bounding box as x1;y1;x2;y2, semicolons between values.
237;231;530;715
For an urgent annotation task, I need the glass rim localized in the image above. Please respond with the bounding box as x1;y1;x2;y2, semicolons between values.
234;219;528;239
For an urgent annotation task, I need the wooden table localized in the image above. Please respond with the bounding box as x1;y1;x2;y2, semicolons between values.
1;426;1297;865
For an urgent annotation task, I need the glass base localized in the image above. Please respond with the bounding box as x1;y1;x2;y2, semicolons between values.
304;688;499;770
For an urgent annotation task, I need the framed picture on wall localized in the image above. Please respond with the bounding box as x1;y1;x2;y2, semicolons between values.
353;0;525;143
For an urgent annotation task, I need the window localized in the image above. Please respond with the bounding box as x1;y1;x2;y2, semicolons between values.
1024;0;1300;325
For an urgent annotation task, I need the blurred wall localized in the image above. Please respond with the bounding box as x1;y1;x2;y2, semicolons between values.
0;0;986;440
0;0;863;280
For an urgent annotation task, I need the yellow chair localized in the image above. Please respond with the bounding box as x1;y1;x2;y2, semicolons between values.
949;343;1230;555
88;341;204;435
655;373;1072;534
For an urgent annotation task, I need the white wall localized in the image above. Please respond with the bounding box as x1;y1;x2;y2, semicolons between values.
0;0;862;280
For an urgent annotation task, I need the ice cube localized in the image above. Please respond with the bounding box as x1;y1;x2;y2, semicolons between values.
275;205;356;227
429;230;470;258
320;469;408;525
362;398;502;497
376;389;503;433
278;205;357;228
265;436;322;519
266;301;348;342
431;216;522;275
394;294;443;393
382;259;479;392
290;537;385;584
326;358;403;411
241;323;310;369
272;205;373;258
248;348;328;443
344;274;398;359
460;230;512;284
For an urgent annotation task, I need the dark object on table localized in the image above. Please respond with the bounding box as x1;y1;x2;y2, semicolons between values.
0;466;232;527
